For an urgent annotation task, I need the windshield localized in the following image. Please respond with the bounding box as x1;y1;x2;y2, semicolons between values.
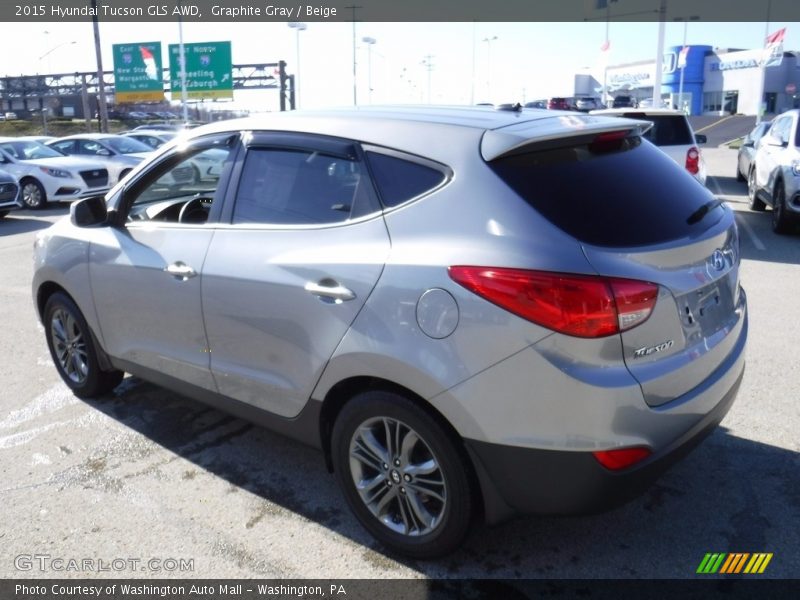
0;140;65;160
103;136;152;155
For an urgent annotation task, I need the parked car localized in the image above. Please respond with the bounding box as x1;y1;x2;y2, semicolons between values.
0;137;109;209
524;100;547;109
637;98;669;109
0;169;22;218
574;97;601;112
612;95;637;108
736;121;771;182
16;135;57;145
748;109;800;233
123;130;178;150
47;134;154;185
33;106;747;558
546;97;575;110
591;108;708;185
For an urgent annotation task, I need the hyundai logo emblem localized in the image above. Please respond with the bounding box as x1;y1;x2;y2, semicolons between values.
711;250;726;271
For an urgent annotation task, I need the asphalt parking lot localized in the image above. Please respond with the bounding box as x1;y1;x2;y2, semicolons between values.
1;146;798;579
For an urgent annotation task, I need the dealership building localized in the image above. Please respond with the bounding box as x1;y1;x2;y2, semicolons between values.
602;45;800;116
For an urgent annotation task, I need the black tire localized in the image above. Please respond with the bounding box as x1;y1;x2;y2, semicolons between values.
771;182;793;235
0;210;8;219
43;292;124;398
20;178;47;210
331;390;473;559
748;168;766;211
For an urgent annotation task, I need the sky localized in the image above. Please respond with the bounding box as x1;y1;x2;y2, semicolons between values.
2;19;798;111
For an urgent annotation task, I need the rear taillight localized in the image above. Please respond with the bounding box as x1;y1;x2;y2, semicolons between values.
593;447;652;471
685;146;700;175
448;266;658;338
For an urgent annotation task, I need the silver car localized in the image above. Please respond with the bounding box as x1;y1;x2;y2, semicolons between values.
33;107;747;558
748;109;800;234
47;134;154;185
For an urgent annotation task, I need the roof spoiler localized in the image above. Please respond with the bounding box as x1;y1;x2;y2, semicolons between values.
481;114;652;161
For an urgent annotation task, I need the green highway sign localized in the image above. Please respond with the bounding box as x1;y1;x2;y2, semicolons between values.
112;42;165;103
169;41;233;100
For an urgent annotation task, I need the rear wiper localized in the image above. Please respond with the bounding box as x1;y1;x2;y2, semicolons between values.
686;199;724;225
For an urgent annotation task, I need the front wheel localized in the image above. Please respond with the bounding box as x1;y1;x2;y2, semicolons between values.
44;292;124;398
771;182;794;235
748;168;765;211
331;391;474;559
21;178;47;210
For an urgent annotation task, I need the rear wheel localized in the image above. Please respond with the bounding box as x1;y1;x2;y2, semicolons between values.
331;391;473;559
748;168;765;211
771;182;794;235
44;292;124;398
21;178;47;210
0;210;8;219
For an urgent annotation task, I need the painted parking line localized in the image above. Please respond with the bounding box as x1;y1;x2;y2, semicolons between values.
708;175;766;251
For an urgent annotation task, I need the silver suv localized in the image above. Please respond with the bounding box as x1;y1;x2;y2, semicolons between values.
33;107;747;558
748;109;800;234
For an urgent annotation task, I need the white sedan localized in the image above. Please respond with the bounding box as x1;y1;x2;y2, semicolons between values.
0;138;110;209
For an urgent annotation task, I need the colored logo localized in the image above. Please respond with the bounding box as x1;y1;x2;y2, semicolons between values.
697;553;773;574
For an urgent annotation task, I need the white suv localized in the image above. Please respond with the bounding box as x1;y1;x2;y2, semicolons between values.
749;109;800;234
591;108;707;185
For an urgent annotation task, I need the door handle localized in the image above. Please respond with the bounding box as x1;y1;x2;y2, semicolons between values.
305;280;356;303
164;261;197;280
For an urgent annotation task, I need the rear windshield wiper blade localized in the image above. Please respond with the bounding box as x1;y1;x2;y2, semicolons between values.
686;198;724;225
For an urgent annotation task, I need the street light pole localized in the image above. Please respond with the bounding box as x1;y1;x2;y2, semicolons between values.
678;21;688;113
482;36;497;103
288;22;307;109
38;40;76;135
362;36;376;104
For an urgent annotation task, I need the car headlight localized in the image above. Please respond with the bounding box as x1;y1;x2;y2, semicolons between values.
39;167;72;178
791;160;800;176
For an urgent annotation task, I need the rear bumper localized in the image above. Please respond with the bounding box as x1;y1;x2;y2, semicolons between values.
466;364;743;523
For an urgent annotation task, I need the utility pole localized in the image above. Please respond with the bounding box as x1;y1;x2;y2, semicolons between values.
652;0;667;108
91;0;108;133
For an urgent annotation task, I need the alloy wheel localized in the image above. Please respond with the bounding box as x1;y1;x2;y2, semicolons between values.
50;308;89;384
349;416;447;537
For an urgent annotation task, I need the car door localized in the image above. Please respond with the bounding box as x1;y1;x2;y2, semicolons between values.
88;134;238;391
201;132;391;418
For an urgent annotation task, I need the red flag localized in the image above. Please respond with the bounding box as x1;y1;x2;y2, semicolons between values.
765;28;785;46
677;46;690;69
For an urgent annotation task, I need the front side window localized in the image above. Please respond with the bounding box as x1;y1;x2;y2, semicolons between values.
232;148;373;225
126;144;234;225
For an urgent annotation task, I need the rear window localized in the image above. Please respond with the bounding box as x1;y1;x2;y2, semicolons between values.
619;113;693;146
489;137;720;247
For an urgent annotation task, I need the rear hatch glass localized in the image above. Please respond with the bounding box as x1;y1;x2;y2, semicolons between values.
488;136;719;247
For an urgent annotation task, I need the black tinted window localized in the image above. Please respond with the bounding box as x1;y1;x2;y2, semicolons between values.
366;152;446;208
489;138;719;247
619;113;693;145
233;148;373;225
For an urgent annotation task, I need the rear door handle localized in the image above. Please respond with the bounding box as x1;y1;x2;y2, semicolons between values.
305;280;356;303
164;261;197;280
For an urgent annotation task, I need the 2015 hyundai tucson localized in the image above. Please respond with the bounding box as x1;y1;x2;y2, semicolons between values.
33;106;747;558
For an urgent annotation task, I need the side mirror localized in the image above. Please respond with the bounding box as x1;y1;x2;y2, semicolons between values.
742;139;755;148
70;195;108;227
695;134;707;145
763;135;785;147
97;148;112;156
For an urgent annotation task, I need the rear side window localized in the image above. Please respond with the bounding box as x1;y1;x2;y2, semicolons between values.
489;137;719;248
620;114;693;146
233;148;375;225
366;152;446;208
